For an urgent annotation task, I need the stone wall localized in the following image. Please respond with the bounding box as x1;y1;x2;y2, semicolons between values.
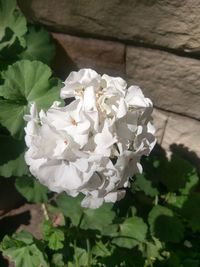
18;0;200;162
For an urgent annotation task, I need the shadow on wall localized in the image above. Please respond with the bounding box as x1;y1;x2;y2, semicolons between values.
151;143;200;176
51;33;126;79
52;37;78;79
170;144;200;175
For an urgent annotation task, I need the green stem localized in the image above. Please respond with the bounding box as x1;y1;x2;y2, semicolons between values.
41;203;50;220
74;240;79;267
86;238;91;267
154;195;158;206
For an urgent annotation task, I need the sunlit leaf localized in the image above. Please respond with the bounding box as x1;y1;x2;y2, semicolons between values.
51;253;65;267
0;231;49;267
0;0;27;51
0;60;62;138
134;173;158;197
42;220;64;251
56;193;115;232
112;217;148;249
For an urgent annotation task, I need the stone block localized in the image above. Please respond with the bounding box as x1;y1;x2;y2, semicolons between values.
19;0;200;52
152;108;169;144
52;33;125;78
126;46;200;120
162;113;200;159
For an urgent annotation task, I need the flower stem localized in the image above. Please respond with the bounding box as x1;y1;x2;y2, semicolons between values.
41;203;50;220
86;239;91;267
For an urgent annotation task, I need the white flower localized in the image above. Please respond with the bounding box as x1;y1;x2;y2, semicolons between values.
25;68;156;209
60;69;101;99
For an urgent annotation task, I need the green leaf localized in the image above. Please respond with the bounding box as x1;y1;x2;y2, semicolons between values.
56;193;116;233
148;205;185;243
0;60;62;138
92;241;112;258
183;259;200;267
140;237;163;260
0;132;24;165
81;204;116;232
42;220;64;251
0;152;28;177
179;170;199;195
15;176;49;203
0;231;49;267
112;217;148;249
20;26;55;64
159;155;195;192
0;0;27;50
134;173;158;197
0;0;16;40
0;132;28;177
182;193;200;232
167;194;187;209
72;247;88;267
56;193;83;225
13;231;34;244
51;253;65;267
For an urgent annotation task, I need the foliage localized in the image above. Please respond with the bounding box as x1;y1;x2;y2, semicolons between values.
0;0;61;181
0;231;49;267
1;148;200;267
0;0;55;69
0;1;200;267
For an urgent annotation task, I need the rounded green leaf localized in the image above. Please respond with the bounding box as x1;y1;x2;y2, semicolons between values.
42;220;65;251
134;173;158;197
0;60;62;138
0;131;28;177
0;232;49;267
182;193;200;232
15;176;49;203
112;217;148;249
56;193;116;232
20;26;55;64
148;205;185;243
0;0;27;51
159;155;195;192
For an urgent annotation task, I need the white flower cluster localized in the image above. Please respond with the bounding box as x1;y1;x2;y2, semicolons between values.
24;69;156;208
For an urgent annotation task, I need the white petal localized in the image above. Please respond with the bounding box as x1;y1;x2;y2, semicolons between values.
102;74;127;94
104;190;125;203
37;160;83;192
81;195;104;209
83;86;97;111
116;98;127;118
72;158;89;172
94;121;117;150
60;68;101;99
126;86;152;108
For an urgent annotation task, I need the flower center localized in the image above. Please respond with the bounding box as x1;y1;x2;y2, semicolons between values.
64;140;68;145
70;117;78;126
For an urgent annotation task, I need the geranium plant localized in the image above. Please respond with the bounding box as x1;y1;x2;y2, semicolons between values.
24;69;156;208
0;1;200;267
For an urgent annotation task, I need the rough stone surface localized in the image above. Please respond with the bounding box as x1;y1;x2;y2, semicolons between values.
126;46;200;120
0;203;43;239
153;108;200;169
152;109;168;144
52;33;125;78
162;113;200;159
0;203;44;267
19;0;200;52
